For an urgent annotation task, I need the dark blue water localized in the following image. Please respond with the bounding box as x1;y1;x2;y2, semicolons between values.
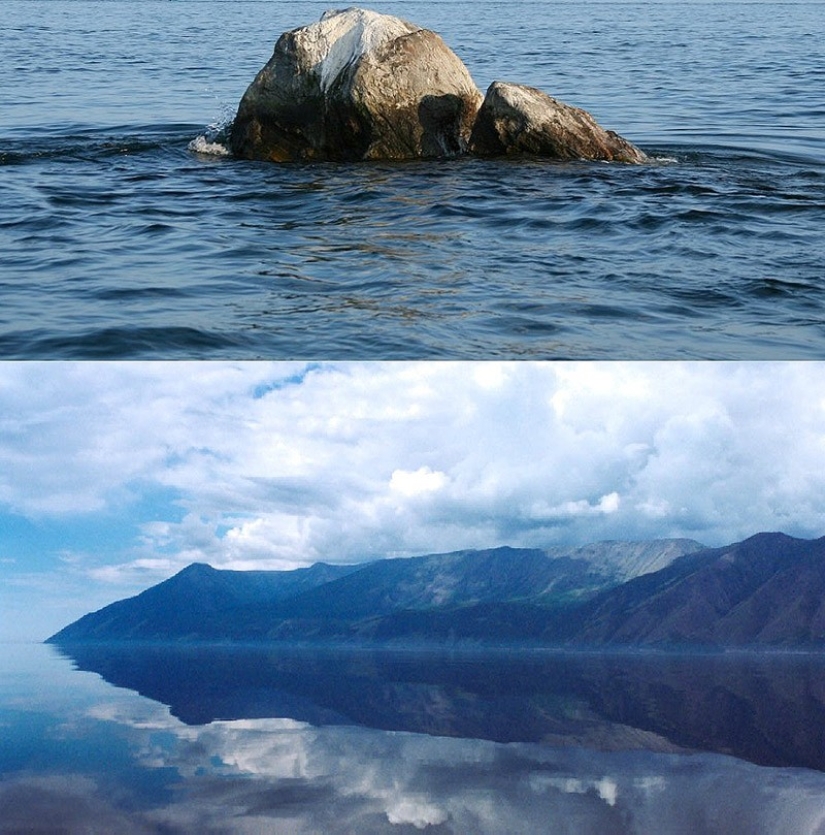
2;0;824;358
4;643;825;834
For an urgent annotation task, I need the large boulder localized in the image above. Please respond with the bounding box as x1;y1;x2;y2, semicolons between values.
469;81;647;163
230;8;483;162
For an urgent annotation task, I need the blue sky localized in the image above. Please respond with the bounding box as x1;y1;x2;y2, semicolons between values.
2;360;825;641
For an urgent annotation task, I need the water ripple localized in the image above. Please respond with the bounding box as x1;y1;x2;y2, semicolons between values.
1;0;824;358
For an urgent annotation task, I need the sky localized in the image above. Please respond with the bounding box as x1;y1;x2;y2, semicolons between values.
2;360;825;640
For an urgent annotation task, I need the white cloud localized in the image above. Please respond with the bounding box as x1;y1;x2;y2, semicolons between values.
88;558;179;585
389;466;448;497
2;361;825;594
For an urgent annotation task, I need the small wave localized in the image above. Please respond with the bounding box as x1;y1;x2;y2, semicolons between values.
0;326;243;359
188;134;231;157
189;111;233;157
2;132;165;166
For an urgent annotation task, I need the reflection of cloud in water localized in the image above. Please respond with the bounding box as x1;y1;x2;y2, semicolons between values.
6;701;825;834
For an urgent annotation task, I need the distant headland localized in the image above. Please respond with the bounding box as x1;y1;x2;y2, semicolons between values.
47;532;825;649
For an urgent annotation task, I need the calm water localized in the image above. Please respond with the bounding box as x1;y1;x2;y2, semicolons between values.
3;644;825;833
1;0;824;358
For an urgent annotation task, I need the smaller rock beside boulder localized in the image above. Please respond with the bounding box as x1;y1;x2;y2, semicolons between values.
469;81;647;163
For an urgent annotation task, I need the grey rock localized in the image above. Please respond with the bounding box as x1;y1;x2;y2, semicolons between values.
470;81;647;162
545;538;705;582
230;8;483;162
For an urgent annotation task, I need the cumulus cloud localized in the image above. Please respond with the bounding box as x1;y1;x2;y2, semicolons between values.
2;361;825;599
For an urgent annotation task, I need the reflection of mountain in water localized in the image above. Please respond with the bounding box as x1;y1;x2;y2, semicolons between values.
54;643;825;772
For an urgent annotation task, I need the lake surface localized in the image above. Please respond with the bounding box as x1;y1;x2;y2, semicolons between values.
2;0;824;359
4;643;825;833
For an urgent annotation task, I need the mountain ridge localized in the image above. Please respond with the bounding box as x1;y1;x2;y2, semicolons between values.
47;533;825;649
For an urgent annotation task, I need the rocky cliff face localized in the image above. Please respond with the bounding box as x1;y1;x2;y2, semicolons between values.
544;538;704;583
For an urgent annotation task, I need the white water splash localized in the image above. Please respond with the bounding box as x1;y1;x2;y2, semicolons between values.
188;134;230;156
189;109;233;157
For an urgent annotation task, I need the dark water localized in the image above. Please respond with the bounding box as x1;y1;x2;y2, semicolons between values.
4;644;825;834
2;0;824;358
53;642;825;771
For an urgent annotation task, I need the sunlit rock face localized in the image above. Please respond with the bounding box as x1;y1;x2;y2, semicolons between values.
230;8;483;162
470;81;648;163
